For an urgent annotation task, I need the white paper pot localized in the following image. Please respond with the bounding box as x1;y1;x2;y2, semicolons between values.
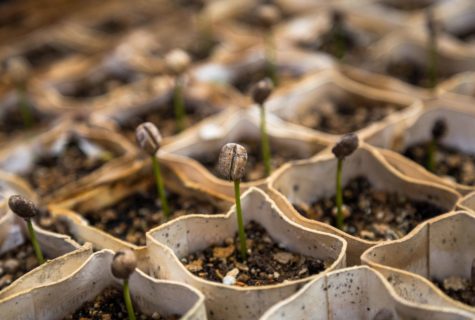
147;187;346;320
456;191;475;213
261;265;472;320
160;107;329;202
438;72;475;103
362;211;475;315
0;249;207;320
267;143;460;265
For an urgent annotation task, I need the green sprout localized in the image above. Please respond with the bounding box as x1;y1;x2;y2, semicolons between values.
8;195;45;264
427;118;447;172
426;9;438;89
136;122;170;219
111;249;138;320
331;10;346;60
331;133;359;230
7;57;33;128
217;143;248;260
258;4;281;86
165;49;191;133
251;78;274;177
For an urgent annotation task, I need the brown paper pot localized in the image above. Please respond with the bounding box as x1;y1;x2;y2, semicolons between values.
0;121;136;202
370;101;475;195
146;187;346;320
0;249;207;320
266;69;422;145
361;211;475;315
160;108;328;202
261;265;472;320
268;143;460;265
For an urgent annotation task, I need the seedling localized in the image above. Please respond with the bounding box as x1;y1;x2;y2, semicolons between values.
257;4;281;86
426;9;438;89
217;143;248;260
251;78;273;177
7;57;33;128
136;122;170;219
331;133;359;230
8;195;44;264
331;10;346;60
111;249;138;320
165;49;191;132
427;118;447;172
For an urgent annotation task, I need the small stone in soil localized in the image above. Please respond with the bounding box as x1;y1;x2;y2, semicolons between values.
182;221;328;286
433;276;475;307
82;185;222;246
404;142;475;186
62;287;180;320
293;176;446;241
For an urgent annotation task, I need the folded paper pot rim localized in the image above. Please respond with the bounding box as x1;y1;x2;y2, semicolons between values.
0;249;207;320
267;143;460;265
456;191;475;214
260;265;473;320
146;187;347;320
361;210;475;315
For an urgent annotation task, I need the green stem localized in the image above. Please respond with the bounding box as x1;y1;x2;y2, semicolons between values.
335;159;344;230
234;179;247;260
260;105;272;177
173;78;185;133
428;34;438;89
427;139;436;172
265;31;278;86
334;26;345;60
123;279;136;320
18;86;33;128
27;219;44;265
152;156;170;219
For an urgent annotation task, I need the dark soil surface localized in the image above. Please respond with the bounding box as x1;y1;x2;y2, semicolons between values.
404;142;475;186
82;185;223;246
293;176;446;241
63;287;179;320
193;138;309;182
446;26;475;43
22;136;114;197
386;60;450;88
380;0;434;11
0;242;43;291
23;43;74;68
433;276;475;307
34;208;73;236
0;99;45;143
182;221;327;286
286;97;399;135
119;99;219;140
299;25;358;60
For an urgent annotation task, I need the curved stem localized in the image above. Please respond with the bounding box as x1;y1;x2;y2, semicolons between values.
265;31;278;86
335;159;344;230
18;86;33;128
27;219;44;265
123;279;136;320
428;34;438;89
234;179;247;260
152;156;170;219
260;105;272;177
173;78;185;133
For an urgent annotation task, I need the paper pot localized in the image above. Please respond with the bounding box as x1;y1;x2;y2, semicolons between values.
160;107;329;202
362;211;475;315
0;249;207;320
438;72;475;102
457;191;475;213
47;159;231;272
369;100;475;195
266;69;422;145
267;143;460;265
146;187;346;320
261;265;472;320
0;121;136;202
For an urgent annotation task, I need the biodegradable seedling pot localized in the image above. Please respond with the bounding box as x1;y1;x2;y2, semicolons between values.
160;108;328;202
370;101;475;195
265;69;422;145
146;187;346;320
438;72;475;103
457;191;475;214
261;265;472;320
0;121;136;202
268;143;459;265
0;249;207;320
362;211;475;315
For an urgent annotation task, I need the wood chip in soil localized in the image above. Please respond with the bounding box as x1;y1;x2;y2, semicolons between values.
193;138;311;182
0;242;43;291
286;96;399;135
181;221;328;286
82;185;222;246
63;286;179;320
293;176;446;241
433;276;475;307
404;142;475;186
